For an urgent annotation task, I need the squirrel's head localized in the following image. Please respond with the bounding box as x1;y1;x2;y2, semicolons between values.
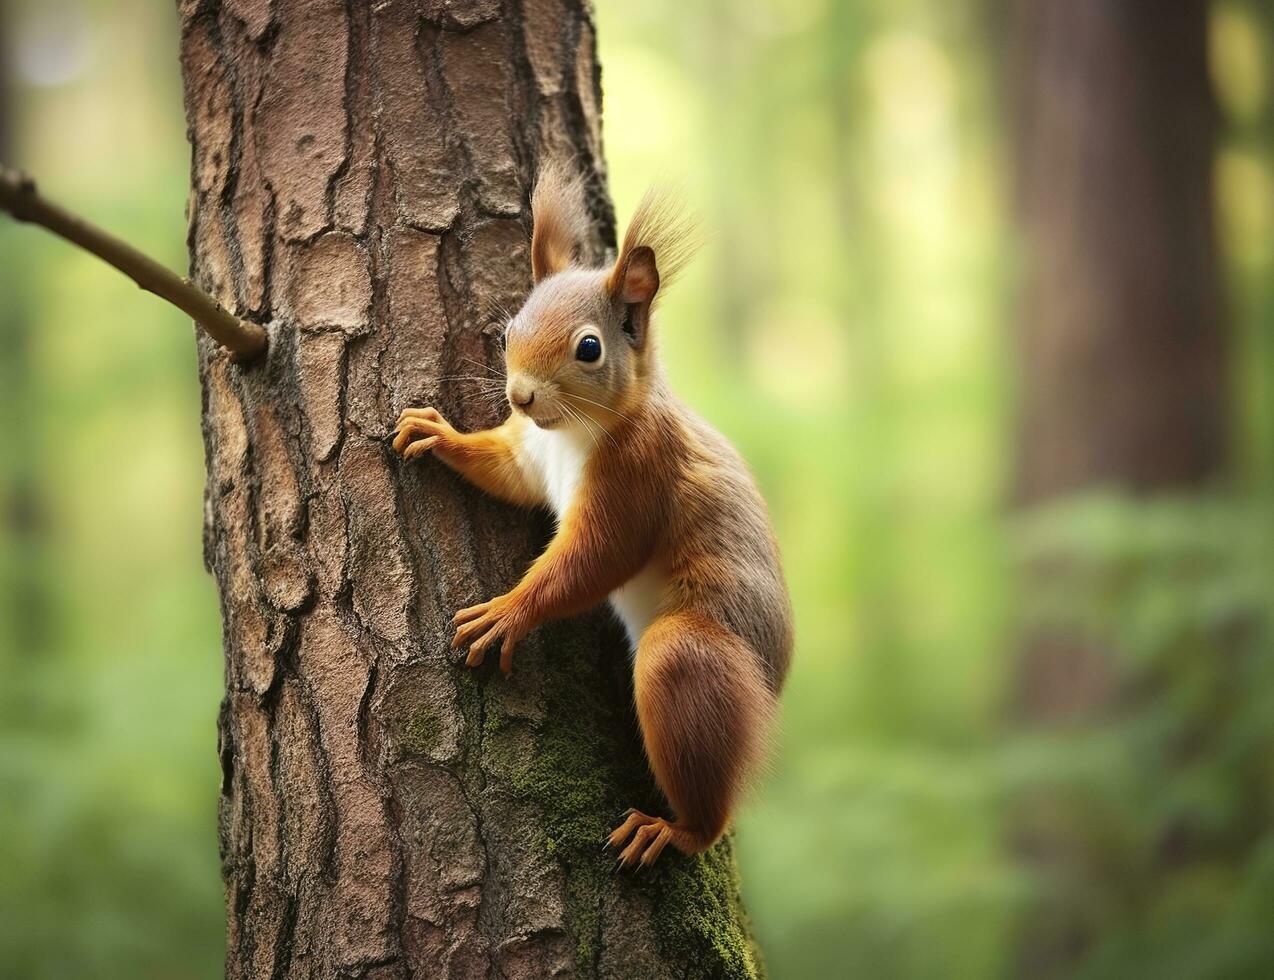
501;164;697;432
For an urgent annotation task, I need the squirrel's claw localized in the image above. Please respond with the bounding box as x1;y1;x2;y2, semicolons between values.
607;810;653;852
499;636;517;675
451;596;524;675
453;600;492;626
392;407;450;456
396;406;444;428
453;613;495;650
607;810;678;870
402;436;439;460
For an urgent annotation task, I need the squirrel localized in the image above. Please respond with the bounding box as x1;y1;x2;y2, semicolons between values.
391;166;793;869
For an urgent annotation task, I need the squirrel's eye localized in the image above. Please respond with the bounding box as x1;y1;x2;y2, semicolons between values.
575;335;602;363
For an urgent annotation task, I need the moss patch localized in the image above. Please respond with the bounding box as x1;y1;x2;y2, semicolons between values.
653;836;762;980
483;617;762;978
401;706;444;757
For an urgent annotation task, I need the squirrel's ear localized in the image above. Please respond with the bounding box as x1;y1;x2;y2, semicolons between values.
530;162;587;282
606;184;699;310
615;245;660;305
612;246;660;348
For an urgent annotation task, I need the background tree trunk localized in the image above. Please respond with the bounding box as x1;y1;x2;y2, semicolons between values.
1012;0;1225;507
178;2;762;977
1008;2;1227;974
1010;0;1227;724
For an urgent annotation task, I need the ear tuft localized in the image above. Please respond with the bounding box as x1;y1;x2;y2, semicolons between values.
530;161;589;282
606;184;701;305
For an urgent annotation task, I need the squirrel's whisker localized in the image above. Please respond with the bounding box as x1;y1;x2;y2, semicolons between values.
563;391;634;427
459;355;506;380
439;375;506;388
562;394;621;448
560;402;597;451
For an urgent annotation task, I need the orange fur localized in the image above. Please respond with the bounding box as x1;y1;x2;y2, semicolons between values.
634;611;773;851
393;408;539;508
394;166;792;867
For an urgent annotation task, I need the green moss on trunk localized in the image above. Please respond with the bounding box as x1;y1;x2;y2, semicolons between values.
481;618;763;979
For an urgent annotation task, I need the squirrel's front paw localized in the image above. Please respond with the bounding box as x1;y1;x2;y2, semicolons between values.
451;594;527;675
392;407;454;460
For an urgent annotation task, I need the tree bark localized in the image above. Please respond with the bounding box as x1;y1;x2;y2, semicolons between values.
177;2;761;978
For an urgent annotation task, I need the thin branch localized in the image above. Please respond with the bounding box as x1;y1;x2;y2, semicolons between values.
0;166;267;360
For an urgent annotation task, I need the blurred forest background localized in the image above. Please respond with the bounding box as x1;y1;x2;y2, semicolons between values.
3;1;1274;978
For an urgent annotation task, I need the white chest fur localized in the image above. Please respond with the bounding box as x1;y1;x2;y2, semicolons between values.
516;420;667;648
608;563;668;648
517;420;592;518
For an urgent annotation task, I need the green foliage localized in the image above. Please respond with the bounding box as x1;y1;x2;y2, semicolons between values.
1010;495;1274;979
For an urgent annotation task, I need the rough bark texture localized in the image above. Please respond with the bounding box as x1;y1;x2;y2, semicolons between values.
1008;2;1227;975
178;2;762;977
1012;0;1225;505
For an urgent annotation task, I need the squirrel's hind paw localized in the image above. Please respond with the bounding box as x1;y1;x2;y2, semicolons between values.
606;810;709;870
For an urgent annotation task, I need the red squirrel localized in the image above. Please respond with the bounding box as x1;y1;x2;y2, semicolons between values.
391;166;793;869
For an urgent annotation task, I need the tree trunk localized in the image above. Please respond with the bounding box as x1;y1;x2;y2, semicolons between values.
1010;0;1226;723
1012;0;1225;506
1008;2;1227;974
177;2;761;977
